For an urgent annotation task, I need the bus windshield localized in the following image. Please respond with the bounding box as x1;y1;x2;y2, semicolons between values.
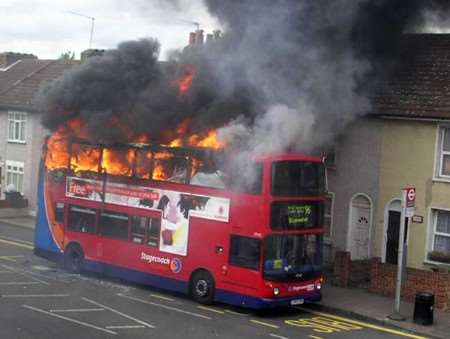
263;234;322;282
271;161;325;196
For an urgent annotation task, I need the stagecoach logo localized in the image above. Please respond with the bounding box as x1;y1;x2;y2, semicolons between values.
140;252;170;265
140;252;182;273
288;284;315;293
170;258;182;274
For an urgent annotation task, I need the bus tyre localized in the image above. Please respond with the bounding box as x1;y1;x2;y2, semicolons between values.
190;271;215;305
64;244;84;274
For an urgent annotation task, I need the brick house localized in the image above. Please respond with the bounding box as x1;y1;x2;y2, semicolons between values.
328;34;450;309
0;52;77;215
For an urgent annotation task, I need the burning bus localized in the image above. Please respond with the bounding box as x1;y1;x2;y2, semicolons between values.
34;35;327;308
34;116;326;309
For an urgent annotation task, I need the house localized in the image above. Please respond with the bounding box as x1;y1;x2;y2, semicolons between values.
328;34;450;309
0;52;77;215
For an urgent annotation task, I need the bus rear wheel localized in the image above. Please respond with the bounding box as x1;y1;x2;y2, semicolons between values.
190;270;215;305
64;244;84;274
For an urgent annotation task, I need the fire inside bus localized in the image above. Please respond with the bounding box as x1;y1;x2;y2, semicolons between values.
34;138;326;309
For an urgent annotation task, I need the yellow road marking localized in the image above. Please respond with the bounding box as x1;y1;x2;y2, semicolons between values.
149;293;174;302
250;319;280;329
197;305;225;314
0;256;17;262
0;238;33;250
295;307;428;339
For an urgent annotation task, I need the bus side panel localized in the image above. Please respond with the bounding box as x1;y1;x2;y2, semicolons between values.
82;259;188;294
34;165;63;261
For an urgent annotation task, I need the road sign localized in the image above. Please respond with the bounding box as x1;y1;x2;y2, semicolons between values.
404;187;416;218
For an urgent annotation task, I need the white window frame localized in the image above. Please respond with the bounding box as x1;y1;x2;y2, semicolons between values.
7;111;27;143
5;160;24;193
323;146;337;169
324;192;335;243
429;209;450;259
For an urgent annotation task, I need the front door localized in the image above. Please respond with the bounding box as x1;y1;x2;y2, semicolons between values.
385;211;409;265
349;195;371;260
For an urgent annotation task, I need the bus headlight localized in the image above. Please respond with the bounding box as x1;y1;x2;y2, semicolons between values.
273;288;280;296
315;283;322;290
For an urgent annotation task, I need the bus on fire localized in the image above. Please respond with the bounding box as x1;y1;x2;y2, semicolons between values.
34;139;326;309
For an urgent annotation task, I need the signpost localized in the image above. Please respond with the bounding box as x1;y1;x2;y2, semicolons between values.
389;187;415;321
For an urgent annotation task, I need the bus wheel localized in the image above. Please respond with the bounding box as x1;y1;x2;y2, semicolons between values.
190;270;215;305
64;244;84;274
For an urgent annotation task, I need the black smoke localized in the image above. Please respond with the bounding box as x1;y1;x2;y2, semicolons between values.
38;0;450;152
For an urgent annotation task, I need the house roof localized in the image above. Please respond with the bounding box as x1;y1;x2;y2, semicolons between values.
374;34;450;120
0;59;77;112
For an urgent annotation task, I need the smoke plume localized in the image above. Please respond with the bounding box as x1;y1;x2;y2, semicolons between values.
38;0;450;154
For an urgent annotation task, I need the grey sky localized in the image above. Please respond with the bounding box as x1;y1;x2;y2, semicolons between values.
1;0;220;60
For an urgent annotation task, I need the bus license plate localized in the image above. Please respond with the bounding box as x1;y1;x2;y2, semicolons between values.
290;299;304;306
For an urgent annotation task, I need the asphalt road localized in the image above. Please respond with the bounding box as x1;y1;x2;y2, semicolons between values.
0;221;428;339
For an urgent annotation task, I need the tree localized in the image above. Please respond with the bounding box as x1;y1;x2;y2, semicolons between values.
59;51;76;61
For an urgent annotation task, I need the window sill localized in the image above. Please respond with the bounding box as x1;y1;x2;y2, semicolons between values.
7;140;26;145
423;259;450;269
432;177;450;184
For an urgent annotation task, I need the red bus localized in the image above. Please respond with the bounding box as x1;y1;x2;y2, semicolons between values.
34;139;326;309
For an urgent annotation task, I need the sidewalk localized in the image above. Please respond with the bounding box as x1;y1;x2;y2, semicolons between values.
317;284;450;339
0;215;35;229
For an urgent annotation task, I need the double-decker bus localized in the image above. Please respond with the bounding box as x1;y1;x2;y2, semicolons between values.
34;139;326;309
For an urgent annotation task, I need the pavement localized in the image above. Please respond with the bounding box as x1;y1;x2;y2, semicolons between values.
316;284;450;339
1;215;449;338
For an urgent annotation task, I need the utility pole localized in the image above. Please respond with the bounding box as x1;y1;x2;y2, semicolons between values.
389;187;416;321
67;11;95;49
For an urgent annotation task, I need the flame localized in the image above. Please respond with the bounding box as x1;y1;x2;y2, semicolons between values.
172;65;196;96
45;132;70;170
188;130;225;150
70;144;101;173
102;148;135;176
44;63;228;180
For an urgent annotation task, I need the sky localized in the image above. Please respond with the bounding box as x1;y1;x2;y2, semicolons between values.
0;0;220;60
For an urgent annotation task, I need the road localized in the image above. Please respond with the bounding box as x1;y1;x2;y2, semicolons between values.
0;221;427;339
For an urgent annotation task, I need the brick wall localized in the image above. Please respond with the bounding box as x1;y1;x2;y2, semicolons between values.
369;257;450;310
332;251;351;287
332;251;371;288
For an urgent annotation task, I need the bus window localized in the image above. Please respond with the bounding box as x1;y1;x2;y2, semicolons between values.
263;234;322;282
69;206;96;233
130;216;147;244
99;211;129;240
227;161;263;195
102;147;134;176
148;218;161;247
271;161;325;196
55;202;65;223
153;154;189;184
70;144;101;174
190;157;225;189
229;235;261;270
135;150;152;179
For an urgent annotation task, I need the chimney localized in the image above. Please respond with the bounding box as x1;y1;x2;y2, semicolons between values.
189;32;196;46
195;30;204;45
0;52;37;68
80;49;105;63
213;30;221;40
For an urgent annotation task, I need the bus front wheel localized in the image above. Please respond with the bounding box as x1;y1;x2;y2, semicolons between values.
190;270;215;305
64;244;84;274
